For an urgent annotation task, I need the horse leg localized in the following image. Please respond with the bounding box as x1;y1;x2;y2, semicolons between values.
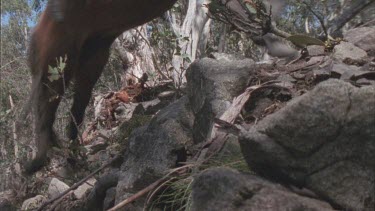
25;68;72;173
67;36;114;143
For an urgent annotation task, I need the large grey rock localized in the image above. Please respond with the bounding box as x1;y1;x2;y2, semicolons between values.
21;195;46;211
186;56;255;143
115;96;194;209
191;168;334;211
344;27;375;53
239;79;375;210
332;41;368;61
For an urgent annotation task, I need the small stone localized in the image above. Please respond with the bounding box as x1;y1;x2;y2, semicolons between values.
344;27;375;52
356;78;375;86
48;178;70;199
292;72;306;80
312;69;330;82
21;195;46;211
333;42;367;62
307;45;325;56
331;63;361;80
73;178;97;199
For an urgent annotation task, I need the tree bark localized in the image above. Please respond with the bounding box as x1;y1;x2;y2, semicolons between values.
169;0;212;86
114;26;158;87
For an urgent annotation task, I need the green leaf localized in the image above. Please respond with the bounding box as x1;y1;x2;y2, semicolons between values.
287;34;325;48
48;75;60;82
48;66;59;74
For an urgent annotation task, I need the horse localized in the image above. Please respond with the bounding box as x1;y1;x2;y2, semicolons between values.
24;0;177;173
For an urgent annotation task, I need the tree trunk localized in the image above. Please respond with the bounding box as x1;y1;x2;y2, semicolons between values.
218;23;227;53
169;0;212;87
114;25;158;87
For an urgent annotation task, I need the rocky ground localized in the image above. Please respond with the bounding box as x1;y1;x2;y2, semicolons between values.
1;26;374;211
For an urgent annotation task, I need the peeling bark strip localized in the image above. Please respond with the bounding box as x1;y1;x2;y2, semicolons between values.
198;82;291;159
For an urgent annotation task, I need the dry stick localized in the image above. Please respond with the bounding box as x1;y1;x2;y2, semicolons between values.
145;176;176;206
46;193;68;211
360;18;375;27
37;154;123;211
107;177;168;211
108;164;194;211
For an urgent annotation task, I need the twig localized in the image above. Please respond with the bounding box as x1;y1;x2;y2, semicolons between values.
0;56;24;70
107;165;193;211
358;18;375;27
46;193;70;211
135;28;152;48
37;154;123;211
145;176;176;206
107;177;166;211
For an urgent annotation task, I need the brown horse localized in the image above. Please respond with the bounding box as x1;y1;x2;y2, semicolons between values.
25;0;177;173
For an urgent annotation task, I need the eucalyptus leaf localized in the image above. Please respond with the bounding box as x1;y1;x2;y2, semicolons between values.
287;34;325;48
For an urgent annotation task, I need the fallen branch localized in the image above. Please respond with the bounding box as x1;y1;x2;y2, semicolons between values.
108;164;193;211
46;193;69;211
37;153;123;211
